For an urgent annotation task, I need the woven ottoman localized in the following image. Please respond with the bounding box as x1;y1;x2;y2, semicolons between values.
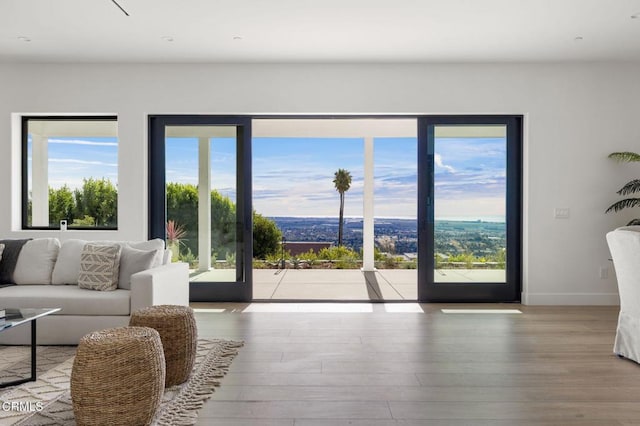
130;305;197;387
70;327;165;426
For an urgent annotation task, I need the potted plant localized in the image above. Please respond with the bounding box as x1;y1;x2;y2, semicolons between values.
166;220;187;262
606;152;640;225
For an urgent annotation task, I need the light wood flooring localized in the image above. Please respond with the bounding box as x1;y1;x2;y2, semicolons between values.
192;303;640;425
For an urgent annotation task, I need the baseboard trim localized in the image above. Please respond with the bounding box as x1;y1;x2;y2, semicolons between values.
523;292;620;305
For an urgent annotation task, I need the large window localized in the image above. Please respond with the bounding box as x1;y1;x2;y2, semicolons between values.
22;116;118;229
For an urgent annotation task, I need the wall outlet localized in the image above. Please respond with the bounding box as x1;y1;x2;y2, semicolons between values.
60;220;67;231
554;208;570;219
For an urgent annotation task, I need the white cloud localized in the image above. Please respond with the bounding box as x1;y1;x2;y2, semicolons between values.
49;158;117;167
48;139;118;147
434;153;456;173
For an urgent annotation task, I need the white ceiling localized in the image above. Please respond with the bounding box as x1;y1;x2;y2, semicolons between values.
1;0;640;63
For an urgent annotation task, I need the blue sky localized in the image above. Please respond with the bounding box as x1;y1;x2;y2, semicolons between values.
167;136;506;220
28;136;118;190
251;137;420;218
36;134;506;221
433;137;506;221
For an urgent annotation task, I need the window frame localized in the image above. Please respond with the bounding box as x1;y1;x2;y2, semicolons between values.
21;115;119;230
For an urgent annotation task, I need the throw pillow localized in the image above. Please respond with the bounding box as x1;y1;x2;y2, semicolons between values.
127;240;164;268
118;246;161;290
129;238;165;252
14;238;61;285
0;244;4;261
0;239;32;284
77;243;122;291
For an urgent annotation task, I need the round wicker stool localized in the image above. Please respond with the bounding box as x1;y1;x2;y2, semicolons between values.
71;327;165;426
130;305;197;387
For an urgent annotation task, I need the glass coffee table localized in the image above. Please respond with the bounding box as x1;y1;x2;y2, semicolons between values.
0;308;61;388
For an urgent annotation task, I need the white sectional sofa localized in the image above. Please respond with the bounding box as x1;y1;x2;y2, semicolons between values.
0;237;189;345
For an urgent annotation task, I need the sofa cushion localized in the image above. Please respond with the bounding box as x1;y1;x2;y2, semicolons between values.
78;243;122;291
118;246;161;290
51;239;86;285
14;238;61;285
0;239;31;284
0;285;130;315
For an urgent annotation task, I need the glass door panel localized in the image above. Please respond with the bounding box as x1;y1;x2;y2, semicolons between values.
418;116;521;302
433;125;507;283
149;116;252;302
165;125;240;283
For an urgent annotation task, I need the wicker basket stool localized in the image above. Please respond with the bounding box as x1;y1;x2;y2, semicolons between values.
130;305;197;387
71;326;165;426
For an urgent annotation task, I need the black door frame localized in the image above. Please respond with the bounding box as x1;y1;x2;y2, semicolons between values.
148;115;253;302
149;114;521;303
417;115;522;302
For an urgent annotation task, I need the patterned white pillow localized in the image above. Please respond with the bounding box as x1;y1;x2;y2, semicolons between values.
77;243;122;291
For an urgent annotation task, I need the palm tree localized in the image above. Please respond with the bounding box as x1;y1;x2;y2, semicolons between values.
333;168;352;246
606;152;640;225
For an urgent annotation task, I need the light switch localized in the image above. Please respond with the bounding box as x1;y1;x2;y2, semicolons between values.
554;208;570;219
599;266;609;279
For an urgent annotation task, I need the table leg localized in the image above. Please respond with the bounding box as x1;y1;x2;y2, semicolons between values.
0;319;38;388
30;319;37;381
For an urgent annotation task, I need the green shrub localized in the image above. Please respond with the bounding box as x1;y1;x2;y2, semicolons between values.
179;247;197;268
383;256;399;269
298;250;318;265
317;246;360;261
400;260;417;269
253;212;282;259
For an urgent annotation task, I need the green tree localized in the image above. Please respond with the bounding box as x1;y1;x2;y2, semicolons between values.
253;212;282;259
166;183;239;260
166;182;199;255
333;168;352;246
48;185;74;226
73;178;117;227
166;183;198;230
166;182;280;261
72;215;96;226
211;190;236;260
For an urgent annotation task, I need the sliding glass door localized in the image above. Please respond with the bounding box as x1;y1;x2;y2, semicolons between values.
418;116;522;302
147;114;520;303
149;116;252;301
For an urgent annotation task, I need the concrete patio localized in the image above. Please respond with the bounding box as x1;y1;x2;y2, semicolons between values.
253;269;416;301
190;268;505;301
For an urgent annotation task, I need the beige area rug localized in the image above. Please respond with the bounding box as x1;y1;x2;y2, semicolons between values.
0;339;243;426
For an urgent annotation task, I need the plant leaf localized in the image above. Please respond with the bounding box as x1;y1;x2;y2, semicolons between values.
617;180;640;195
606;198;640;213
608;152;640;162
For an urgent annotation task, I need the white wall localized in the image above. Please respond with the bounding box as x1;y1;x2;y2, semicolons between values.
1;62;639;304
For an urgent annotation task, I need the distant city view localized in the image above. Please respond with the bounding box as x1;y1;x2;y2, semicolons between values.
271;216;506;260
